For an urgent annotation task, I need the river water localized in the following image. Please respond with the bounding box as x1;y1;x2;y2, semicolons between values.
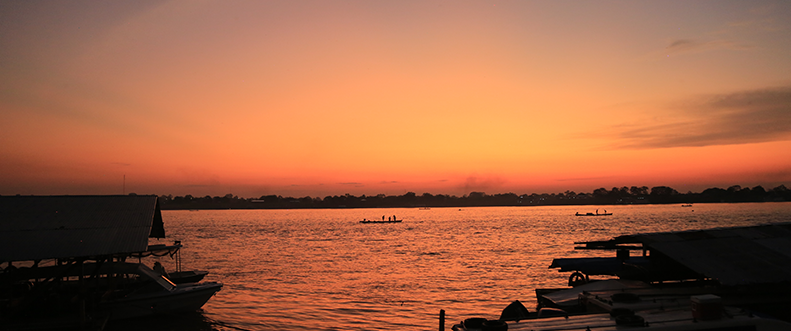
109;202;791;331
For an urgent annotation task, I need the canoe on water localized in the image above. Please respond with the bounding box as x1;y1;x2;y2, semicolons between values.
360;219;403;223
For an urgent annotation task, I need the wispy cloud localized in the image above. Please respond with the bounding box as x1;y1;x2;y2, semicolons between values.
612;86;791;149
664;38;748;56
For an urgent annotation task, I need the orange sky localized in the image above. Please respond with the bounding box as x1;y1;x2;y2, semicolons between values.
2;1;791;198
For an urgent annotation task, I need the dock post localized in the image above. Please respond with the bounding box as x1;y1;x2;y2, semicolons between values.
439;309;445;331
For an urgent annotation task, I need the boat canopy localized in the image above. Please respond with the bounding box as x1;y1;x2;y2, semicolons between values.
0;195;166;262
571;222;791;286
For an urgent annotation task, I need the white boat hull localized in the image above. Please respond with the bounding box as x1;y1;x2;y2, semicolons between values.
103;282;222;320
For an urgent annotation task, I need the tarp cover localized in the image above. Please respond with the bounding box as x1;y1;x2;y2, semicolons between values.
580;223;791;286
0;195;165;262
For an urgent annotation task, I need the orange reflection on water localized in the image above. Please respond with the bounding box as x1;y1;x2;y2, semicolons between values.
151;203;791;330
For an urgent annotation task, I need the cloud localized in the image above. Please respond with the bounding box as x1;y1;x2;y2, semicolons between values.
666;39;704;53
612;86;791;149
460;175;506;194
665;38;748;56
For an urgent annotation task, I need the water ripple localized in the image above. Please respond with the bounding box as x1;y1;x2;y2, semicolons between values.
115;203;791;331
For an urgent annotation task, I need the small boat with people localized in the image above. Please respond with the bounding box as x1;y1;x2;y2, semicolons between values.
575;209;612;216
360;215;403;223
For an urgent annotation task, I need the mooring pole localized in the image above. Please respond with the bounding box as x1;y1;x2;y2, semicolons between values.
439;309;445;331
175;240;182;272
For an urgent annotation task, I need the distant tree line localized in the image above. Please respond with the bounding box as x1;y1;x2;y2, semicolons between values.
157;184;791;210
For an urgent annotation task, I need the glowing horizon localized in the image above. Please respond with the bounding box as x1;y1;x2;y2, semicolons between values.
2;1;791;198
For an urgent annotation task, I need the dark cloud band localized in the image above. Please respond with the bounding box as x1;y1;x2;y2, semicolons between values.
615;86;791;149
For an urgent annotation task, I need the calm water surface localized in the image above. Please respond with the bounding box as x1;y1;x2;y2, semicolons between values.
110;203;791;331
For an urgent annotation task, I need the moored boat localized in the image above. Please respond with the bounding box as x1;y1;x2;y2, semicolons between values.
446;223;791;330
451;306;791;330
0;195;223;327
99;263;221;320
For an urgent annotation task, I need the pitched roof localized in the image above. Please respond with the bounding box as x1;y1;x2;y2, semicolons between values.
0;195;165;262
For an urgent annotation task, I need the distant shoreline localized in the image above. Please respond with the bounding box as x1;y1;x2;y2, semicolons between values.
158;185;790;210
160;200;789;211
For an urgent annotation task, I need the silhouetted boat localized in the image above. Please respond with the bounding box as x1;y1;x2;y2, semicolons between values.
99;262;222;320
448;223;791;331
360;219;403;223
0;195;222;328
575;212;612;216
0;261;221;326
451;303;791;330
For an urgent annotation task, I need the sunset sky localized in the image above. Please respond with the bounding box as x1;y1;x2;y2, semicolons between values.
2;1;790;198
